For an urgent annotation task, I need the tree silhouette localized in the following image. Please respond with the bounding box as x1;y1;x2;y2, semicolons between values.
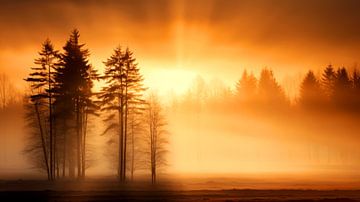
299;70;323;108
0;73;17;110
333;67;352;110
99;46;145;182
146;94;169;184
54;29;97;179
127;107;146;181
25;39;58;180
235;70;257;102
351;69;360;112
321;64;336;101
257;68;287;108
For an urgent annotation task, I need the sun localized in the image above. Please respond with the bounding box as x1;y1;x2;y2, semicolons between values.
143;67;197;98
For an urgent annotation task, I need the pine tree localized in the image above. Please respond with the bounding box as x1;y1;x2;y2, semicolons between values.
351;70;360;111
54;29;97;179
99;46;145;182
25;39;58;180
299;70;323;108
333;67;351;109
257;68;287;107
321;64;336;100
235;69;257;102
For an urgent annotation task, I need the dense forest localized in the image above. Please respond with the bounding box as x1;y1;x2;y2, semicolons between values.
1;29;360;182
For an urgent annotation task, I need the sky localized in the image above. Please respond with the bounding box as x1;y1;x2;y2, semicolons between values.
1;0;360;96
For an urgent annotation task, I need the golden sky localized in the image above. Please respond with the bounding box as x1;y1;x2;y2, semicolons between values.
1;0;360;96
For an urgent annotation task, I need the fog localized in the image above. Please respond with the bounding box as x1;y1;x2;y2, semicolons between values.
1;1;360;189
3;72;360;182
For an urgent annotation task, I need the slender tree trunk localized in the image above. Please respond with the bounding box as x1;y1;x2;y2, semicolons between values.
34;103;50;180
76;98;81;179
153;126;157;184
69;132;75;178
53;118;58;179
131;117;134;181
48;61;54;181
119;65;124;182
150;110;154;184
82;112;88;178
119;105;123;181
62;119;66;178
123;84;128;182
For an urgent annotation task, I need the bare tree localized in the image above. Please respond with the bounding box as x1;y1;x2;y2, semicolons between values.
146;94;169;184
0;73;17;110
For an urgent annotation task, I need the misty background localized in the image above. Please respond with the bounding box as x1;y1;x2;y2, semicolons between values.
2;0;360;180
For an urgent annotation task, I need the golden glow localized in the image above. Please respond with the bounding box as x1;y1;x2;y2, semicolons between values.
1;0;360;181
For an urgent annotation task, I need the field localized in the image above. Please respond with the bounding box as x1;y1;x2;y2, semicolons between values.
1;177;360;202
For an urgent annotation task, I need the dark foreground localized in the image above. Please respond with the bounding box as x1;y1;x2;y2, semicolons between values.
2;190;360;202
1;179;360;202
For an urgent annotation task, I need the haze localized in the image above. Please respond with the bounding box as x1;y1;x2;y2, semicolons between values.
1;0;360;186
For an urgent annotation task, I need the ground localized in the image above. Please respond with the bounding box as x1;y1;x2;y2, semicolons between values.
1;179;360;202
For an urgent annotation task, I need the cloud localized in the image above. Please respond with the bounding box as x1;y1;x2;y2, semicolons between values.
1;0;360;86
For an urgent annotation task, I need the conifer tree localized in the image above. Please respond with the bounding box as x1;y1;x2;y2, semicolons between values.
257;68;287;107
99;46;145;182
54;29;97;178
299;70;323;108
25;39;58;180
321;64;336;100
235;69;257;102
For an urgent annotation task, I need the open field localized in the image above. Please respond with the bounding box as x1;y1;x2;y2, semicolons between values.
1;178;360;202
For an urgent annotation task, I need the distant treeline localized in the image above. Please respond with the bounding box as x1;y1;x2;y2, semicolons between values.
176;65;360;115
23;29;168;183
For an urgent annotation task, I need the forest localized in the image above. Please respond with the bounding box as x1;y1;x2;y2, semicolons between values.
19;29;168;183
1;29;360;182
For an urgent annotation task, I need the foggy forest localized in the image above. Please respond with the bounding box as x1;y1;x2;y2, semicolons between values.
2;0;360;201
2;28;360;182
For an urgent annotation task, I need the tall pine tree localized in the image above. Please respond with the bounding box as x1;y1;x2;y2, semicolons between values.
25;39;58;180
54;29;97;179
99;46;145;182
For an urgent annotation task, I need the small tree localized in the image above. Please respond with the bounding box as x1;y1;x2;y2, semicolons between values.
333;67;352;109
257;68;287;108
146;94;169;184
351;69;360;112
235;69;257;102
0;73;17;110
321;64;336;100
299;70;323;108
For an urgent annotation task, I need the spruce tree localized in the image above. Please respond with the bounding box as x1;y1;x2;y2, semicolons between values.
54;29;97;179
299;70;323;108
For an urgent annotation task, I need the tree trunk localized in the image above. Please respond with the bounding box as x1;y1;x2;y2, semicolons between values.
62;119;66;178
34;103;50;180
123;84;128;182
131;118;134;181
76;98;82;179
82;112;88;178
119;106;123;181
119;66;124;182
54;119;58;179
48;62;54;181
